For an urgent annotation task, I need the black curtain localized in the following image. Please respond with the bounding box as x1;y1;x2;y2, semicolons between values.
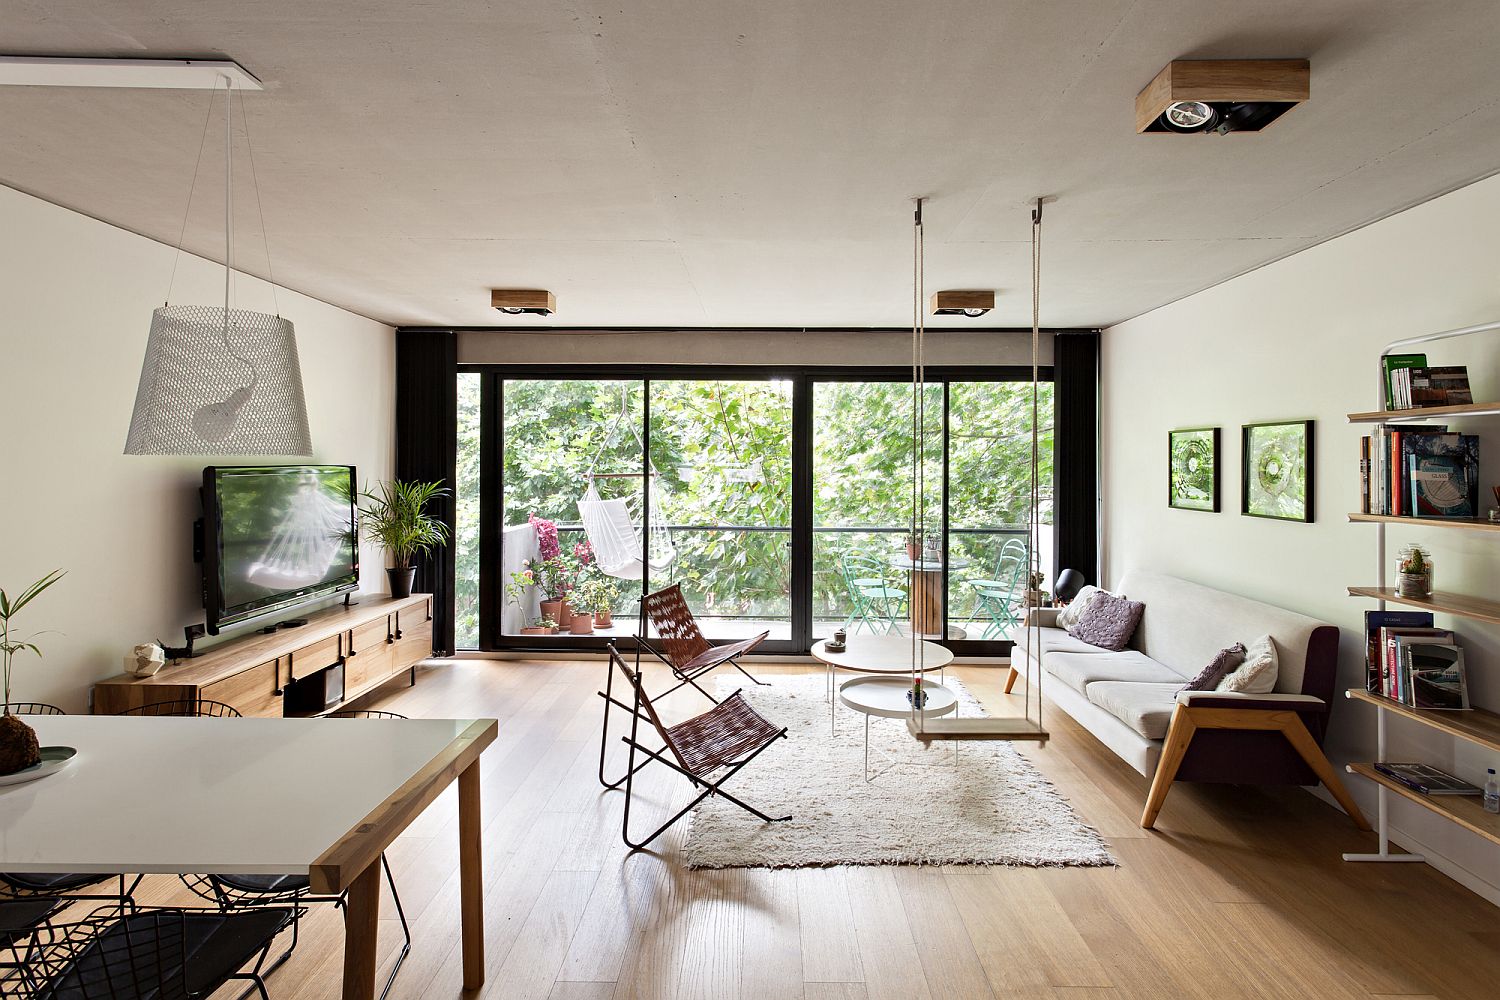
395;330;458;654
1053;331;1100;586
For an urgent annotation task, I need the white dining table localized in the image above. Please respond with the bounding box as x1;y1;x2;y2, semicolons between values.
0;714;497;999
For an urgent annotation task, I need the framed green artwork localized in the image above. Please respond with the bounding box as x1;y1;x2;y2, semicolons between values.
1241;420;1314;522
1168;427;1219;512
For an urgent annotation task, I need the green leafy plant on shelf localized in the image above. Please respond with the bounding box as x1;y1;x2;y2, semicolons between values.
360;480;451;597
0;569;65;774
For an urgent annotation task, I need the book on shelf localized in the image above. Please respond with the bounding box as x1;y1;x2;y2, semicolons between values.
1364;610;1434;692
1359;436;1371;514
1407;365;1473;407
1383;627;1451;702
1382;353;1427;411
1360;423;1450;516
1407;433;1480;518
1373;761;1482;796
1406;642;1470;710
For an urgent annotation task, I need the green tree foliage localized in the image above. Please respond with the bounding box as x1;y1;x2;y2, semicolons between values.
453;376;1052;647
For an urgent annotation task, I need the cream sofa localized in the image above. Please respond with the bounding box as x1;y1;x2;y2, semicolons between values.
1009;569;1369;830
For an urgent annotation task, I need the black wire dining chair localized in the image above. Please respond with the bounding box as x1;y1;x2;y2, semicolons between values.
0;703;66;716
178;709;412;1000
0;704;142;913
13;906;292;1000
114;699;243;718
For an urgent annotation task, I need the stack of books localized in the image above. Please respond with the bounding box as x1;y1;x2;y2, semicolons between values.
1383;355;1474;410
1358;426;1479;517
1363;610;1471;709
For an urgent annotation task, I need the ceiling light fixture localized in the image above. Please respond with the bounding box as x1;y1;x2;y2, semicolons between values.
125;73;311;456
0;56;262;90
930;290;994;318
1136;59;1309;135
490;289;556;316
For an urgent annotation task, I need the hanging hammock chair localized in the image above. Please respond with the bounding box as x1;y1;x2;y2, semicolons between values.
575;386;677;580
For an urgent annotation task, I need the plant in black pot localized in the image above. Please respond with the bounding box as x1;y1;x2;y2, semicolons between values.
359;480;450;599
0;569;65;775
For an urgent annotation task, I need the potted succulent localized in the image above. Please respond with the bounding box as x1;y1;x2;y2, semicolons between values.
359;480;450;599
1397;544;1434;598
0;569;65;776
904;533;922;561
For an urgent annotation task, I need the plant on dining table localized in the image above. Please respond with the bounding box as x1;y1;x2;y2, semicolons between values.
0;569;65;775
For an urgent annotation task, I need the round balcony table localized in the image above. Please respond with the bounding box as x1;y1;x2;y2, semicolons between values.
889;554;971;639
812;635;953;733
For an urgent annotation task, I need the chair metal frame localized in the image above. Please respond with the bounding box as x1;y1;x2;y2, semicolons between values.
965;537;1029;640
0;703;65;716
598;643;789;851
4;905;291;1000
635;583;770;693
839;552;907;635
324;709;408;719
115;699;243;718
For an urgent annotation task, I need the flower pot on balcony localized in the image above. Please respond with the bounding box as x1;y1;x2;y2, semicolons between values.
520;626;551;636
540;599;572;627
569;612;595;635
595;610;613;629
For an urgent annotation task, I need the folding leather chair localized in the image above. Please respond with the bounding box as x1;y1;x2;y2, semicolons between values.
599;643;790;850
637;583;770;694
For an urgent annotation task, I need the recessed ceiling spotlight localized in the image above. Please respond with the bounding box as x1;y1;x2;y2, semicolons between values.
1136;59;1310;135
490;289;555;316
930;290;994;317
1162;100;1221;133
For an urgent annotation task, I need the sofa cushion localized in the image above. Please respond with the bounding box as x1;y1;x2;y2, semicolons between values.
1055;585;1106;629
1011;626;1113;663
1086;682;1181;740
1183;642;1246;691
1045;650;1187;696
1067;591;1145;651
1219;634;1279;693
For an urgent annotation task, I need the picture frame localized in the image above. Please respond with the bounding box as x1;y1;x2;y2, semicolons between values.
1167;427;1220;512
1241;420;1314;522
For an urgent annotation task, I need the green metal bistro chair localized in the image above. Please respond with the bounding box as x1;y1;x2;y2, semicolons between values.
840;553;906;635
966;538;1028;640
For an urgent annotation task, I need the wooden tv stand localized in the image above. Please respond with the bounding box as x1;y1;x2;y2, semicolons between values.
92;594;434;717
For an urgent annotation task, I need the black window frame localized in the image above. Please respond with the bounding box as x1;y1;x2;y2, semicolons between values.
457;363;1055;657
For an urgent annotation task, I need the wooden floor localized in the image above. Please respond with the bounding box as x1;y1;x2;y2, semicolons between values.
125;657;1498;1000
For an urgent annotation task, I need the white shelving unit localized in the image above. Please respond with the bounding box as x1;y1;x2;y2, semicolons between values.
1343;319;1500;863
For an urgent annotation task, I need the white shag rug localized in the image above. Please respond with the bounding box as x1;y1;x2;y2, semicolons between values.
681;674;1114;870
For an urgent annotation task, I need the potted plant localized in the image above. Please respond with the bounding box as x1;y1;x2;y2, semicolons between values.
506;566;539;628
520;616;558;636
529;515;572;625
359;480;450;599
0;569;64;776
904;533;921;561
577;575;618;629
1397;544;1434;598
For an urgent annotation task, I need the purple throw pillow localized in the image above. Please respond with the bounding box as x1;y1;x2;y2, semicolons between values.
1182;642;1246;691
1066;590;1145;651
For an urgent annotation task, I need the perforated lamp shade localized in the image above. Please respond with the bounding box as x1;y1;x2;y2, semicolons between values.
124;304;312;456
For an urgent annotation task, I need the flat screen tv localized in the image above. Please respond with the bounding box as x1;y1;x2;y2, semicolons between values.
201;465;359;634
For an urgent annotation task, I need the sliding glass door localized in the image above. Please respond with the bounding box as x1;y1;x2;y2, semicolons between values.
456;367;1054;653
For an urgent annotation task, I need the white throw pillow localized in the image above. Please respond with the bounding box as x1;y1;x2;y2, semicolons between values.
1217;634;1279;694
1055;585;1103;629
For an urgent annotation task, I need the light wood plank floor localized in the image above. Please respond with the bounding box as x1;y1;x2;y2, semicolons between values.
121;658;1498;999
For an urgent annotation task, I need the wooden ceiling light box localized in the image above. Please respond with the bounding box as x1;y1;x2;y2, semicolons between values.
930;289;994;316
1136;59;1310;134
490;288;556;315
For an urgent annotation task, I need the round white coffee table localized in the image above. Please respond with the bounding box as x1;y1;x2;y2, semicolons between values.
812;636;953;731
838;675;958;781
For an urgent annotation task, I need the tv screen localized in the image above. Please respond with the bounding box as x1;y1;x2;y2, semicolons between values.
202;465;359;633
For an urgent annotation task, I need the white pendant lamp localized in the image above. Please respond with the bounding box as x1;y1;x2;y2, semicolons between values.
125;75;311;456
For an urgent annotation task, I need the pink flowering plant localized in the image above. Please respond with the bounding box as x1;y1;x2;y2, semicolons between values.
505;566;537;611
529;514;561;561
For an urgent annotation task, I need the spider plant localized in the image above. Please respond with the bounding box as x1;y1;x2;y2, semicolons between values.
1;569;65;710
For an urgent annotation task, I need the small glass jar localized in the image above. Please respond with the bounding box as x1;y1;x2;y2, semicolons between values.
1395;544;1434;598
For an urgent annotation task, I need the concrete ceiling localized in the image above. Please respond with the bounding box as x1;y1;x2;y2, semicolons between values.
4;1;1500;330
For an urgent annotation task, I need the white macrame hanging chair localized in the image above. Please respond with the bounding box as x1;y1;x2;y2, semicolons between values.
575;388;677;580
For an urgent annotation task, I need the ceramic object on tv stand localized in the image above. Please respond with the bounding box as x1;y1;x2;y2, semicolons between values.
387;566;417;598
124;642;167;678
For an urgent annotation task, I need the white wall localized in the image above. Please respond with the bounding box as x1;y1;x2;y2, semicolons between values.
0;185;395;713
1102;173;1500;902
